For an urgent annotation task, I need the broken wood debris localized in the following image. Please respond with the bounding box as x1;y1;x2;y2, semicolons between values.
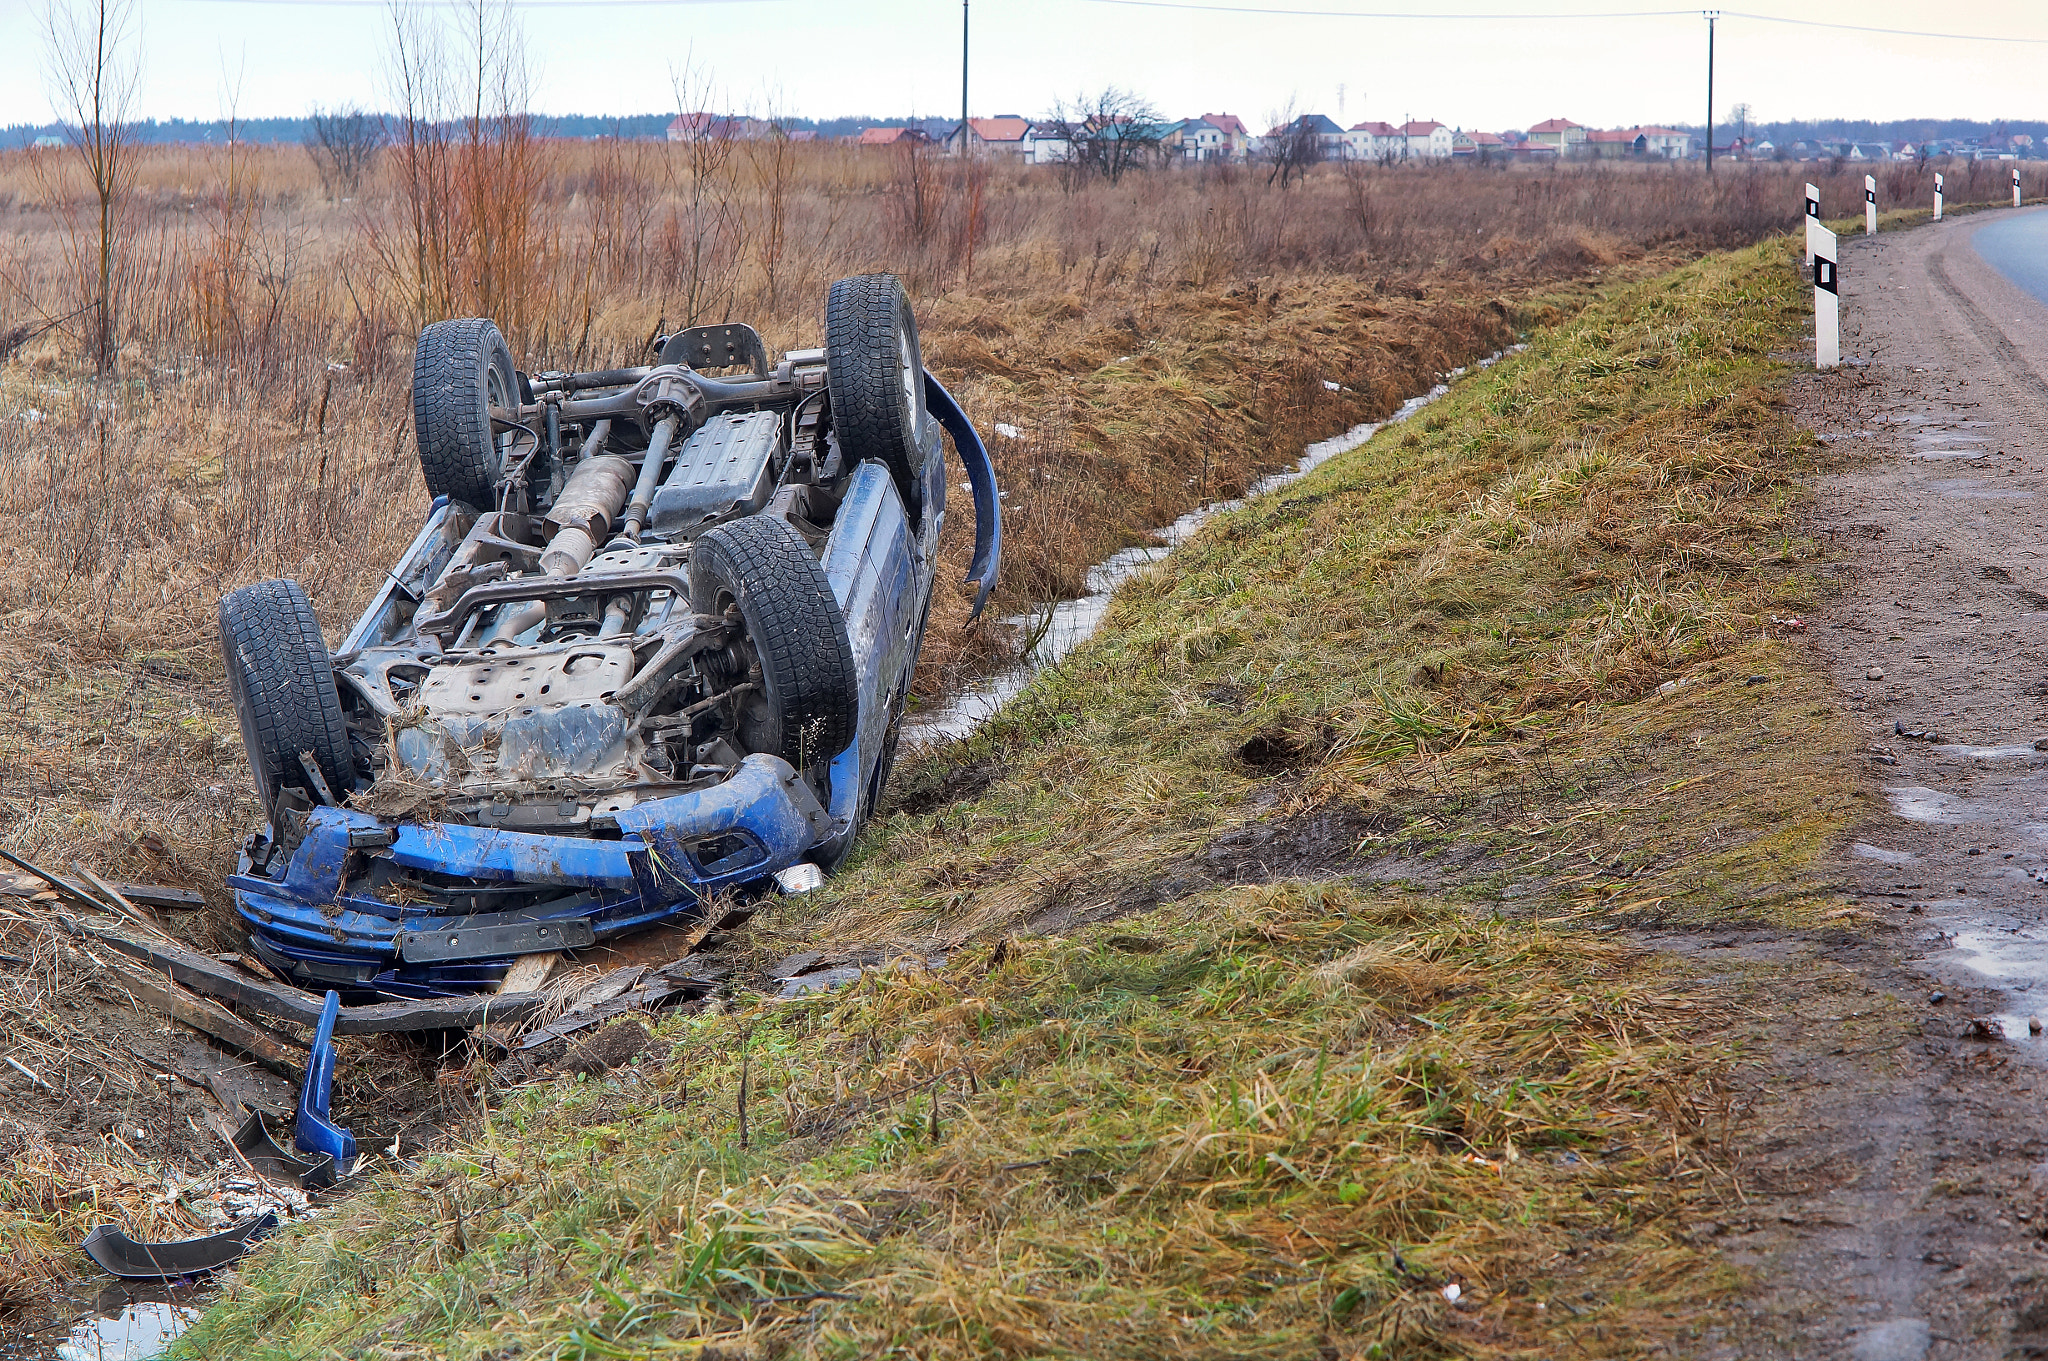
59;917;546;1034
515;959;727;1051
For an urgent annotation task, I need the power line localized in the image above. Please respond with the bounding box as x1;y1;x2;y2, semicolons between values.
1073;0;2048;44
146;0;2048;42
1079;1;1692;16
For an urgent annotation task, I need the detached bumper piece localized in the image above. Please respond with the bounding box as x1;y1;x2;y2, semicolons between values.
295;990;358;1172
82;1214;277;1280
232;754;832;996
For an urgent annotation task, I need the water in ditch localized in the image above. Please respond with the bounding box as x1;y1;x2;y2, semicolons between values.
903;351;1517;746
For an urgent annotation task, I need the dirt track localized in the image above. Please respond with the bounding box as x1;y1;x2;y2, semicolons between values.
1707;208;2048;1359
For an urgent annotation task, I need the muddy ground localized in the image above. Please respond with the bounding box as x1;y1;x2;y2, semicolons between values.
1697;207;2048;1359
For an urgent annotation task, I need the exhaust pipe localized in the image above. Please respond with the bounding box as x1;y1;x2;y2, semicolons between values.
538;422;633;577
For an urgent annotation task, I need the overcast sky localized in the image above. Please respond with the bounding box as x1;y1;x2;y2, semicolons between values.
0;0;2042;134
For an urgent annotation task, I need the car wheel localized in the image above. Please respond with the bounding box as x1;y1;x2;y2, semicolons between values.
413;317;516;511
825;273;926;514
688;515;859;769
219;579;357;822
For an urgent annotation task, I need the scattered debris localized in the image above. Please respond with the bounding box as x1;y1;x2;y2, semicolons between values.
994;422;1022;438
2030;1016;2042;1036
1894;721;1945;742
1930;991;1947;1004
1969;1016;2004;1040
1867;667;1885;680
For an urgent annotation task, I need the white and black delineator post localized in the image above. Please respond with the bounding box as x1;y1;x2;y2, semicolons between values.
2016;166;2024;208
1805;182;1821;263
1935;172;1944;221
1813;223;1840;370
1865;174;1877;235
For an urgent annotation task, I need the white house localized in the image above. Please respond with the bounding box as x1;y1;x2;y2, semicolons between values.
1023;123;1071;165
1346;120;1399;160
1401;120;1454;159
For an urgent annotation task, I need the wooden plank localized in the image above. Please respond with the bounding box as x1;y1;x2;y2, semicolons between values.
73;861;183;945
498;952;561;995
115;884;205;911
111;964;305;1081
62;917;546;1034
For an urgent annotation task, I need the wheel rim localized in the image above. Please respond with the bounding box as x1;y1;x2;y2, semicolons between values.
485;364;512;479
898;326;919;418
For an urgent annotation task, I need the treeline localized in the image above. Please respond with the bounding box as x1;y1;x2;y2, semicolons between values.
1660;117;2048;145
3;112;960;148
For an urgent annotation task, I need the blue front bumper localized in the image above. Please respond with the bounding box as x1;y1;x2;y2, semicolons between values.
233;754;836;995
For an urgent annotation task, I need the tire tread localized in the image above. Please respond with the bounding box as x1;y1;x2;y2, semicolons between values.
689;517;859;766
219;579;355;816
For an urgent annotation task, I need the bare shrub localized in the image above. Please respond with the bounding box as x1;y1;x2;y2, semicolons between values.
305;106;382;198
37;0;141;372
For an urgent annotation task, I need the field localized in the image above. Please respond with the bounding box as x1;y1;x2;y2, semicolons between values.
0;136;2016;1339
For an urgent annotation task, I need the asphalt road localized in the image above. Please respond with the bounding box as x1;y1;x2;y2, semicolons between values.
1972;209;2048;307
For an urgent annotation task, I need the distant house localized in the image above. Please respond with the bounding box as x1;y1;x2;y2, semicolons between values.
1526;117;1588;153
1847;143;1892;161
1346;120;1400;160
947;116;1033;159
31;135;63;149
1172;115;1243;161
852;127;934;148
1261;113;1347;160
1021;123;1070;165
1400;120;1453;159
1451;130;1506;158
1587;126;1693;160
1199;113;1251;160
667;112;758;142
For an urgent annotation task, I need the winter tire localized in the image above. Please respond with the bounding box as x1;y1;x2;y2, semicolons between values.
825;273;926;513
688;515;860;768
220;579;357;822
413;317;517;510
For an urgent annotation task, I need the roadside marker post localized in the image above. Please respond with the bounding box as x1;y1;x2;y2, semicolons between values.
1865;175;1877;235
2016;167;2024;208
1935;172;1944;221
1805;182;1820;263
1813;223;1840;370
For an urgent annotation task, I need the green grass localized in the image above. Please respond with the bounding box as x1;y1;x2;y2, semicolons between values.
177;235;1861;1359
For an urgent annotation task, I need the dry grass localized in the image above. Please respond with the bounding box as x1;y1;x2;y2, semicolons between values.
0;136;1919;1313
174;235;1862;1358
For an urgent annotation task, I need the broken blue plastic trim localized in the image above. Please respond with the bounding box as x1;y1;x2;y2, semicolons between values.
924;372;1001;621
234;756;828;984
295;990;357;1172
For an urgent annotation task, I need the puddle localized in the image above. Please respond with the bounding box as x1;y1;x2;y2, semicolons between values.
1851;841;1918;864
1902;449;1991;460
905;350;1519;744
2;1286;210;1361
56;1300;198;1361
1884;786;1979;824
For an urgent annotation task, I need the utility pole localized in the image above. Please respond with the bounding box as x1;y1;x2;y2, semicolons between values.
1705;10;1717;173
961;0;970;158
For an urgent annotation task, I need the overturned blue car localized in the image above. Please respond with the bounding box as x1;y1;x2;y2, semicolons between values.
220;274;999;1001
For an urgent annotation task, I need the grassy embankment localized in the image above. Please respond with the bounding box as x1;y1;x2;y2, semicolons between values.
176;234;1865;1358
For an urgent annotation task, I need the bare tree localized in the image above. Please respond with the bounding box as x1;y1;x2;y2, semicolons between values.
1049;88;1167;185
744;99;795;318
1261;103;1325;189
372;0;548;335
662;60;742;329
41;0;140;373
306;105;383;197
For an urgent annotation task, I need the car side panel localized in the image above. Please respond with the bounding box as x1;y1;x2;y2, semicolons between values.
820;460;921;802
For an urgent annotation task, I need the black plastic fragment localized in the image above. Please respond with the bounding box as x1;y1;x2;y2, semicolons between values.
232;1110;336;1190
81;1213;277;1279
